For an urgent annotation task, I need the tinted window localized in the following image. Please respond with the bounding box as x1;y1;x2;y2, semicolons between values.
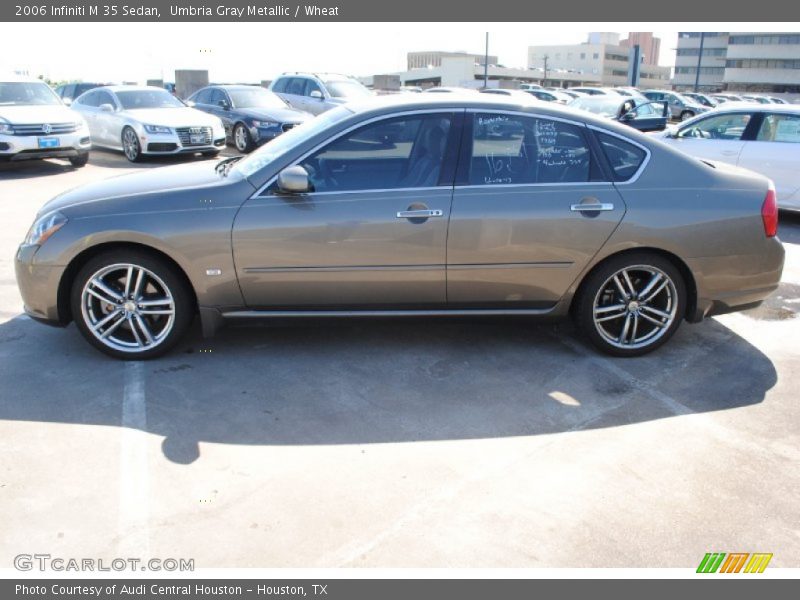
76;90;99;107
468;113;593;185
116;89;184;109
304;79;323;97
209;89;227;106
325;80;372;99
756;113;800;143
271;78;287;93
293;114;453;193
193;88;212;104
596;132;647;181
678;113;752;140
95;90;115;108
285;78;306;96
75;83;99;96
0;82;61;106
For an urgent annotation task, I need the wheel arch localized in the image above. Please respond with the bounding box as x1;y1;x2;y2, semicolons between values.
56;241;198;325
570;246;698;322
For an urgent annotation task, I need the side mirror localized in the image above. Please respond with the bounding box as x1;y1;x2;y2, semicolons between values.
218;99;230;110
309;90;323;100
620;111;636;121
277;165;310;194
99;103;115;112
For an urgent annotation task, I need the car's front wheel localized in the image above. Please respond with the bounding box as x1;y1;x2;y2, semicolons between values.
575;253;686;357
122;126;142;162
233;123;254;153
69;153;89;167
70;250;194;359
680;110;695;121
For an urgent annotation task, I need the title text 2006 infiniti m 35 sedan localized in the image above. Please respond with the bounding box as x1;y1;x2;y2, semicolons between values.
15;94;784;359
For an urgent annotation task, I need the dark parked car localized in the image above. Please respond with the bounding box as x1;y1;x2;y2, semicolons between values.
15;94;783;359
55;82;106;105
569;95;670;132
187;85;311;153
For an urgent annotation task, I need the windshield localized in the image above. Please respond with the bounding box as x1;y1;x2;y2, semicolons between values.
231;106;353;179
325;80;372;99
116;89;184;110
569;97;620;117
229;88;287;109
0;82;61;106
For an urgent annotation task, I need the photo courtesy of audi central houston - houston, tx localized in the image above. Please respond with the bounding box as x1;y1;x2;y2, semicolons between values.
13;92;785;359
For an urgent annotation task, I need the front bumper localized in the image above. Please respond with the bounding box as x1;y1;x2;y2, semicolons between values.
14;244;66;325
140;128;226;155
0;129;91;161
250;122;303;146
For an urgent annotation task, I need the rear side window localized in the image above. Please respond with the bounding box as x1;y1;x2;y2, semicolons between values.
467;113;596;185
757;113;800;143
596;132;647;182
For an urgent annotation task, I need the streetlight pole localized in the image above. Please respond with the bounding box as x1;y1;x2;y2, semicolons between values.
483;32;489;89
693;32;705;92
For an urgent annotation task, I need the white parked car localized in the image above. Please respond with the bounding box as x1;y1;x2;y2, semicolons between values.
654;103;800;210
0;75;91;167
71;86;226;162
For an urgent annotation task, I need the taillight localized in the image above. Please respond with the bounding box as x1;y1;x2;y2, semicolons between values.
761;187;778;237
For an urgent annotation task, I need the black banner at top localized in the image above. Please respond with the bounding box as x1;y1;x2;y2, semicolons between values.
3;0;800;21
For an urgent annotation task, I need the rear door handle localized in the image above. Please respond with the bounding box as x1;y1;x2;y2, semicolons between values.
396;209;444;218
570;203;614;212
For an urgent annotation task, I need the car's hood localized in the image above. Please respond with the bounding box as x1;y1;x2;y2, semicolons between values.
237;106;310;123
122;107;222;128
39;161;246;215
0;104;81;125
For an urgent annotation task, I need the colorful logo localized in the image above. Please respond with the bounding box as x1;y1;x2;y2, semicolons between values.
697;552;773;573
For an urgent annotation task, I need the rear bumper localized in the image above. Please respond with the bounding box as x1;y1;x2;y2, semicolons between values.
687;239;785;322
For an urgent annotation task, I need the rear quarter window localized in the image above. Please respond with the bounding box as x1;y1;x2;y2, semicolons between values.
596;132;647;181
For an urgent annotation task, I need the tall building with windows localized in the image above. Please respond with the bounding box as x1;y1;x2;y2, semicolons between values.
672;32;800;94
407;51;497;70
621;32;662;66
527;33;671;88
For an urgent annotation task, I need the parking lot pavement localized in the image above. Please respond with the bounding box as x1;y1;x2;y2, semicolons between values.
1;152;799;568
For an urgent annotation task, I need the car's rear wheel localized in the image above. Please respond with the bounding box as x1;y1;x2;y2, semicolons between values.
122;126;142;162
70;250;194;359
575;253;686;357
233;123;254;153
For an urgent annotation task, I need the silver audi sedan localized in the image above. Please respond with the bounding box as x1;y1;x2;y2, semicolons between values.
70;85;226;161
16;94;784;359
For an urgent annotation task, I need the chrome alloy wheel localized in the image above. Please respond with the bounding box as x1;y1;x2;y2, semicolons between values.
234;124;248;152
80;263;175;353
122;128;141;161
592;265;678;350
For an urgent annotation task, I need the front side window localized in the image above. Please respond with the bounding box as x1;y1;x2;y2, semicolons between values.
596;132;647;181
756;113;800;143
285;78;306;96
467;113;594;185
95;91;116;108
289;113;453;193
678;113;752;140
75;90;98;107
304;80;323;97
192;88;211;105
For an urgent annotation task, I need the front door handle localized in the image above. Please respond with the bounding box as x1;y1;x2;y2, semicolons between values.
396;209;444;219
570;203;614;212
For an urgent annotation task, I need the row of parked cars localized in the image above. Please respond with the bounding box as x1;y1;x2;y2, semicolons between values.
0;72;374;164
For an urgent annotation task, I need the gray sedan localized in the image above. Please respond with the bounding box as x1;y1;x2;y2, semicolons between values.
16;95;784;359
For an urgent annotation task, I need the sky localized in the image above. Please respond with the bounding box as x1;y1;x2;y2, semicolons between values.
0;22;796;84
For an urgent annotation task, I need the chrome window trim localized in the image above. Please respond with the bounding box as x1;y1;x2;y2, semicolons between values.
464;107;587;129
249;108;463;199
587;125;652;185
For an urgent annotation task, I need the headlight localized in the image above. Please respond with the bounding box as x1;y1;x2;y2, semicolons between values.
24;211;68;246
0;122;12;134
144;124;172;134
252;120;277;128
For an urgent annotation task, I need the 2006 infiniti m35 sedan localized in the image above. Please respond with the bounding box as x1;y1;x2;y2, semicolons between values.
15;94;784;359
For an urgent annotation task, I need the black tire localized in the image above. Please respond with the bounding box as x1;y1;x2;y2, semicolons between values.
69;153;89;167
121;126;143;162
680;110;695;121
574;252;686;357
233;122;255;153
70;249;195;359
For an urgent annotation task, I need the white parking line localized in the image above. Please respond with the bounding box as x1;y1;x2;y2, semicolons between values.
118;360;150;557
